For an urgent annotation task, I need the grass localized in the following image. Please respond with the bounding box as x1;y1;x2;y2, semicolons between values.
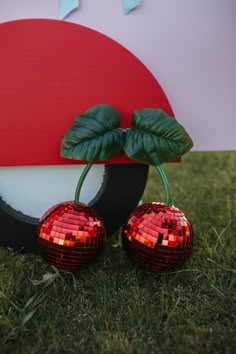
0;152;236;354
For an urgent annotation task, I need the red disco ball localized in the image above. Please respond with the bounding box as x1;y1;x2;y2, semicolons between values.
122;202;193;272
38;202;106;271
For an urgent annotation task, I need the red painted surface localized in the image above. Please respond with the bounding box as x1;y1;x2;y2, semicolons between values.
0;19;174;166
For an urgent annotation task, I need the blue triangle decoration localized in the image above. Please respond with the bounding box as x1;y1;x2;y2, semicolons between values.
59;0;79;20
123;0;141;15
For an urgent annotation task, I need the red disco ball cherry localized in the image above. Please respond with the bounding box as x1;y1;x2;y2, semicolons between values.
38;201;106;271
122;202;193;272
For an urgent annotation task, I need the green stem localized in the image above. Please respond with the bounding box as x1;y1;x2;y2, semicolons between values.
155;165;172;206
74;161;94;204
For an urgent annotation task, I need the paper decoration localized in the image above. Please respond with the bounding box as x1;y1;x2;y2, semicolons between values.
59;0;141;19
59;0;79;20
123;0;141;14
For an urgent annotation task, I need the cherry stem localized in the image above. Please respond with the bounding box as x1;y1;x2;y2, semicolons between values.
155;165;172;206
74;161;94;204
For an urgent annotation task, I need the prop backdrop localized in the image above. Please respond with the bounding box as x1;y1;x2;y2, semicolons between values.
0;0;235;151
0;0;235;251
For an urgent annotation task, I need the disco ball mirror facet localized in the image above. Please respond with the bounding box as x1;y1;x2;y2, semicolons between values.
122;202;193;272
38;201;106;271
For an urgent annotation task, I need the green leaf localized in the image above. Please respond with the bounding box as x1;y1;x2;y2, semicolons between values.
61;104;123;161
124;109;193;165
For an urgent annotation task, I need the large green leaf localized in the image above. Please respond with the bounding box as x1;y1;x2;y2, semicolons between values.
61;104;124;161
124;109;193;165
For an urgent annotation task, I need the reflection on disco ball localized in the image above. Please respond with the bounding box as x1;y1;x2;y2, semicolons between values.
38;201;106;271
122;202;193;272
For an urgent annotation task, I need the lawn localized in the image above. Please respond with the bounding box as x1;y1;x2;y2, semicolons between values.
0;152;235;354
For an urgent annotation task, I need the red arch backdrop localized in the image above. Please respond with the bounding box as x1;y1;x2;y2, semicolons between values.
0;19;173;166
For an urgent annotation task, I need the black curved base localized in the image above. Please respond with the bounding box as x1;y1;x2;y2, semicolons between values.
0;164;149;253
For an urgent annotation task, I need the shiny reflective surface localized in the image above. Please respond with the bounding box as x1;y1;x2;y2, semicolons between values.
38;202;105;271
122;202;193;272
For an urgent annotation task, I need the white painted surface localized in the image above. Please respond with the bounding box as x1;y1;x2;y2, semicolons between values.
0;165;104;217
